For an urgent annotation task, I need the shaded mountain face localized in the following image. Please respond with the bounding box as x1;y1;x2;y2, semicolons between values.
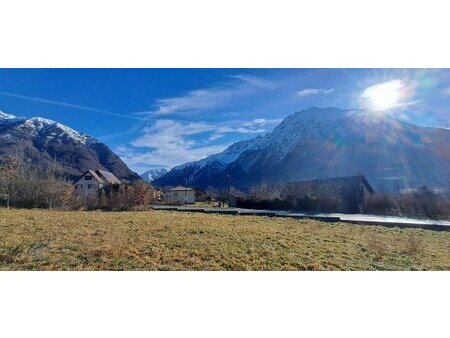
153;107;450;193
0;111;140;182
140;167;170;182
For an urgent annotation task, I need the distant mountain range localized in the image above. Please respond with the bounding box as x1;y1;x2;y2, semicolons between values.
153;107;450;193
140;167;170;182
0;111;140;182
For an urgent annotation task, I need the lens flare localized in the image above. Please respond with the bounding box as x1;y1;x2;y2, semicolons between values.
362;80;404;111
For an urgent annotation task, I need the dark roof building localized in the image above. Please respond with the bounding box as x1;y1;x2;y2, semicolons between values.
281;175;375;213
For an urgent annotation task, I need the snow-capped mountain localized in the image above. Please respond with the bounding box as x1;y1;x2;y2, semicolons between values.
0;110;140;181
153;107;450;192
0;111;22;123
20;117;91;144
140;167;170;182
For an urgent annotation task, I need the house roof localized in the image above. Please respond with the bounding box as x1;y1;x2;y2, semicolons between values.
169;186;195;192
85;170;105;184
96;170;121;184
283;175;375;198
75;169;121;185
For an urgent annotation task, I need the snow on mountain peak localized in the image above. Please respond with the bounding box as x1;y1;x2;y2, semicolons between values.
221;107;351;161
141;167;171;182
22;117;92;144
0;111;17;119
0;109;97;145
173;107;355;173
25;117;58;128
0;111;23;123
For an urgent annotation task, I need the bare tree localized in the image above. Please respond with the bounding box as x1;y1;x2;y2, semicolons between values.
250;182;284;200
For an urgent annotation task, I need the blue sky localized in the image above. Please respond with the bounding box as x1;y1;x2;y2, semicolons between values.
1;69;449;173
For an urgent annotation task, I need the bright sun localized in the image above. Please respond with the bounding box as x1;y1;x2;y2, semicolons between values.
362;80;403;111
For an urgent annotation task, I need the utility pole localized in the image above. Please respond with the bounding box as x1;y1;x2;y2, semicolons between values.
184;165;187;205
227;174;231;208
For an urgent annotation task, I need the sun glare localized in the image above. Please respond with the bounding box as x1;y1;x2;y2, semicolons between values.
362;80;404;111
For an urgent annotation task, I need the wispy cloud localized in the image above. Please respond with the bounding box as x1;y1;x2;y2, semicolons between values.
135;75;276;116
120;117;280;171
117;120;229;171
116;143;229;173
209;118;281;141
228;74;277;89
241;118;282;128
0;91;139;120
295;88;335;98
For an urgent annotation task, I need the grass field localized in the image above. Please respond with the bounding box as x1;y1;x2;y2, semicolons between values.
0;209;449;270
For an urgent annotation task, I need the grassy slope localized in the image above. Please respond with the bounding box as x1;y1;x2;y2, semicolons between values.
0;209;449;271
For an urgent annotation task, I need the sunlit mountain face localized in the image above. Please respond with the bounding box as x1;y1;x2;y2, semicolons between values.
153;107;450;194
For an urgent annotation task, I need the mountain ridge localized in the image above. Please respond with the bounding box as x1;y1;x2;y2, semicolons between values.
153;107;450;193
0;110;140;182
140;167;170;182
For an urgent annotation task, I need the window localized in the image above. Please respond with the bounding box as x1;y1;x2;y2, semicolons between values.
75;185;82;189
85;175;93;180
88;184;96;189
174;192;178;197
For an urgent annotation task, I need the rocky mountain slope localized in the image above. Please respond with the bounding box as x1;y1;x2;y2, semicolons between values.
0;110;140;182
153;107;450;193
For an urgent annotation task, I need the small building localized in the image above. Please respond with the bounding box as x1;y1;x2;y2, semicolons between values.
165;186;196;204
281;175;375;213
194;188;207;202
74;169;121;194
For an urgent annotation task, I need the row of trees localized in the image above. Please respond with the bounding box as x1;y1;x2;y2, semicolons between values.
0;157;68;209
229;182;450;219
69;182;157;211
0;157;157;211
1;156;449;218
364;187;450;220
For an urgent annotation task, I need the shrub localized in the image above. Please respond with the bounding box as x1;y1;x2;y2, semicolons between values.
0;157;71;209
235;197;296;210
365;187;450;220
236;196;339;213
0;156;157;211
364;193;398;215
365;234;387;258
249;183;284;200
404;233;424;255
82;181;157;211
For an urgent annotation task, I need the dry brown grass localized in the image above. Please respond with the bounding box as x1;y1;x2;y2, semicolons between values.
365;234;387;259
404;233;425;255
0;209;449;270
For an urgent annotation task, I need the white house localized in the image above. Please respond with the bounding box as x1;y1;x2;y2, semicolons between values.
165;186;196;204
74;169;121;194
